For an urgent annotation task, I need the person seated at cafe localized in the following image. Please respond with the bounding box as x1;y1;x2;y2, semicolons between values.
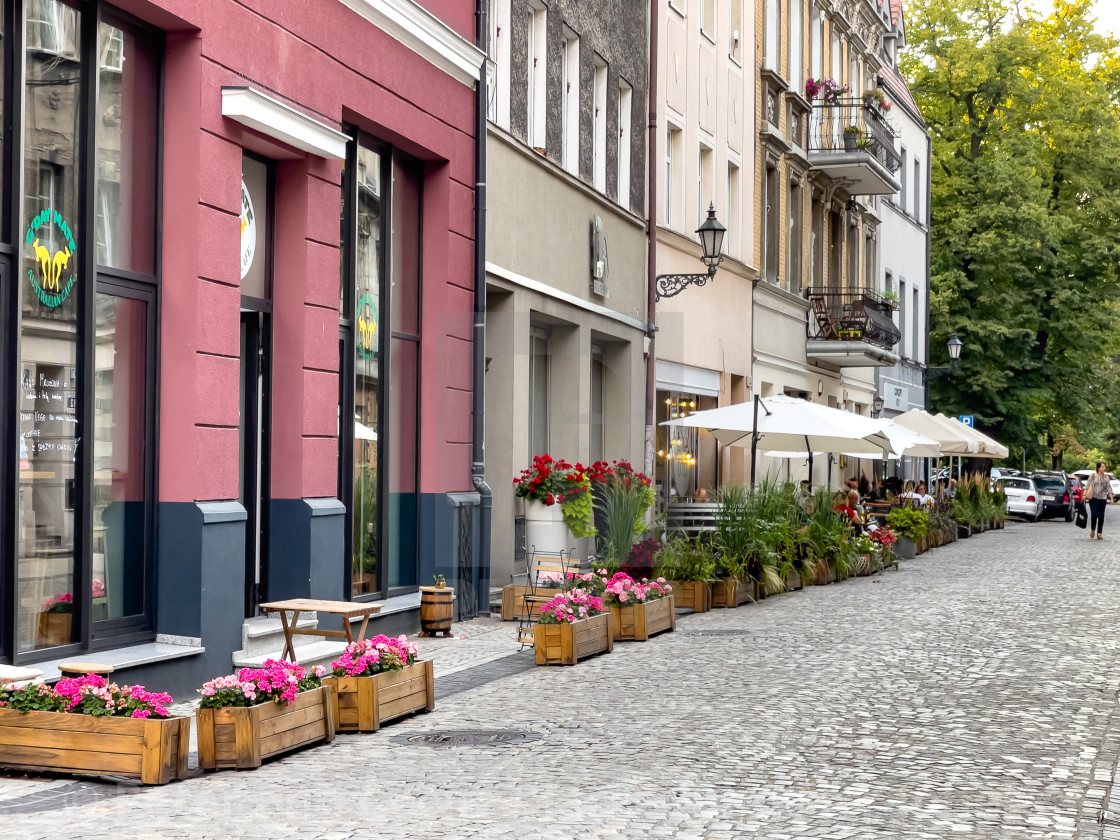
899;481;933;507
832;491;865;530
694;487;709;501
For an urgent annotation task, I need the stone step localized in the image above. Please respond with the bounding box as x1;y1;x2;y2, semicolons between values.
232;640;347;670
237;615;320;659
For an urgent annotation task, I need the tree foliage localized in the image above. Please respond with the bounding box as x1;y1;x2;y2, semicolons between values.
902;0;1120;464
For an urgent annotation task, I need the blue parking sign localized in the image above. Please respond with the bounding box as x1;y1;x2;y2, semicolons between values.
959;415;974;427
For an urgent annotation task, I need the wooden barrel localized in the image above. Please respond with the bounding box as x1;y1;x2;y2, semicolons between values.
419;587;453;635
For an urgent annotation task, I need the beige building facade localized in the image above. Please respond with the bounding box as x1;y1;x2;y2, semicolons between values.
483;0;650;584
652;0;759;504
750;0;903;487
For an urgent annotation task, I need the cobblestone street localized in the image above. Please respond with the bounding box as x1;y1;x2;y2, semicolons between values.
4;520;1120;839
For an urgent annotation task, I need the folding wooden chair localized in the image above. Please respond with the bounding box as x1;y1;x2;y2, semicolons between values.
516;547;573;649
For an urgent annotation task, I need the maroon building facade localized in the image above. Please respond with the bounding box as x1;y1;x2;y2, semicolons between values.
0;0;485;694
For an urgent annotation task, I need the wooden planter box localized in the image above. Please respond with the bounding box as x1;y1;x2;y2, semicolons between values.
812;561;837;586
196;685;336;771
0;708;189;785
325;660;434;733
786;570;803;592
609;596;676;641
665;580;712;612
712;578;754;608
534;613;613;665
500;584;532;621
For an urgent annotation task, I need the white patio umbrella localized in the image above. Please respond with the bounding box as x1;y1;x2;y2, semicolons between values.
662;394;893;487
937;414;1008;459
894;409;978;456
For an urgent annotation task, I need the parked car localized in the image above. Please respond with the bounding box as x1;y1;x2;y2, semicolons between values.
1029;472;1075;521
1069;475;1084;504
1071;470;1120;502
997;477;1043;522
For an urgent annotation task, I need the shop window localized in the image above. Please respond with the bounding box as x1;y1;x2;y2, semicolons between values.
14;2;160;658
698;144;712;228
528;327;550;456
726;162;740;257
340;135;423;600
590;346;605;464
763;163;780;283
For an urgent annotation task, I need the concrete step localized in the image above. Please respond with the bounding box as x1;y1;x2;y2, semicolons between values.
232;640;347;670
236;615;320;659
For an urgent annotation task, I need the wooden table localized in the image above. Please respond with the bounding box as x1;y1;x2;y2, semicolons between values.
259;599;383;662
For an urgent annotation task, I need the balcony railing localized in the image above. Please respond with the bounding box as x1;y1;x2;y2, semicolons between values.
808;98;902;174
807;287;901;349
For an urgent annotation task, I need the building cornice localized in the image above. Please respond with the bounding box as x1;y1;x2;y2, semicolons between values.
336;0;484;88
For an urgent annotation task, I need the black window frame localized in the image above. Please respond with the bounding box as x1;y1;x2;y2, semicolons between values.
339;129;423;603
0;0;162;664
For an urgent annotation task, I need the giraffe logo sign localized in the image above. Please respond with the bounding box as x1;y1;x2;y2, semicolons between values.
356;293;378;361
25;209;76;308
240;179;257;280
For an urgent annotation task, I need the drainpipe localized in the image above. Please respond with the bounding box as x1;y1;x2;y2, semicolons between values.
644;0;660;477
473;1;493;614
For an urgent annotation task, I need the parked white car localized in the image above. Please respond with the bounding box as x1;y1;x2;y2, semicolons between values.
997;476;1043;522
1071;470;1120;500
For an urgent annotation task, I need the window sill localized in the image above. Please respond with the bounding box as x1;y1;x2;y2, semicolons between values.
29;638;205;683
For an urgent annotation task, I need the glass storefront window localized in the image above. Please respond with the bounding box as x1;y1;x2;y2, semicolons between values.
19;0;82;653
93;292;148;620
352;144;382;596
343;138;423;599
95;19;158;274
9;3;159;658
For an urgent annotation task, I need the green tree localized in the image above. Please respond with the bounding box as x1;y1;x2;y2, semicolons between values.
902;0;1120;460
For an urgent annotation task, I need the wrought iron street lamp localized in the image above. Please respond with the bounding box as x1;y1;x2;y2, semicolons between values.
654;204;727;300
927;333;965;381
872;395;885;417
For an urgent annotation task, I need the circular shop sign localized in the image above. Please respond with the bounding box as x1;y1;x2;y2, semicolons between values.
240;179;257;281
25;208;77;309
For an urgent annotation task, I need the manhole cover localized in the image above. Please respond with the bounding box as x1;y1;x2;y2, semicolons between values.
679;629;754;637
391;729;542;748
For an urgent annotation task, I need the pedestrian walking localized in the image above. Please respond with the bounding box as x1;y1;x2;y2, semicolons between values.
1085;461;1115;540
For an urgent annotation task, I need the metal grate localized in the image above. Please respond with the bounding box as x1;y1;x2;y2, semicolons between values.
678;629;754;637
456;502;476;621
392;730;542;748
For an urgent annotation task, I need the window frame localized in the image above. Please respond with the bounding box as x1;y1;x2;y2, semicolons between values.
339;130;425;603
3;1;164;663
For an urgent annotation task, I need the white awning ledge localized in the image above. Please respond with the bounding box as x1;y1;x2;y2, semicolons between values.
221;87;349;160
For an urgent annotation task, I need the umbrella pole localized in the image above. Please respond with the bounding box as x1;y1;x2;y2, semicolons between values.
806;435;813;491
750;394;760;487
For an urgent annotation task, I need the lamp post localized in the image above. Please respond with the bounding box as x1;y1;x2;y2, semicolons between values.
926;333;964;381
654;204;727;300
872;395;885;418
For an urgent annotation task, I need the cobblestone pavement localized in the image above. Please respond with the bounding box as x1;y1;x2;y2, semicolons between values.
4;520;1120;839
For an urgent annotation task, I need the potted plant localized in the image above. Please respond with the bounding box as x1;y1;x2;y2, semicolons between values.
652;537;716;612
869;526;898;569
35;578;110;646
196;659;335;770
602;572;675;642
533;589;613;665
862;87;891;111
590;460;655;570
855;136;872;150
0;674;188;785
514;455;595;554
324;635;433;732
885;508;929;560
805;77;851;105
843;125;862;152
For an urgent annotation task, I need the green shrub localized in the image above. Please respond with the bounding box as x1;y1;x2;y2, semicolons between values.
885;507;929;541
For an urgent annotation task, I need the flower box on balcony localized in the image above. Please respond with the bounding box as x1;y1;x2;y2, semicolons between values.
609;596;675;642
0;708;190;785
325;660;434;733
534;614;613;665
666;580;712;612
196;685;336;771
